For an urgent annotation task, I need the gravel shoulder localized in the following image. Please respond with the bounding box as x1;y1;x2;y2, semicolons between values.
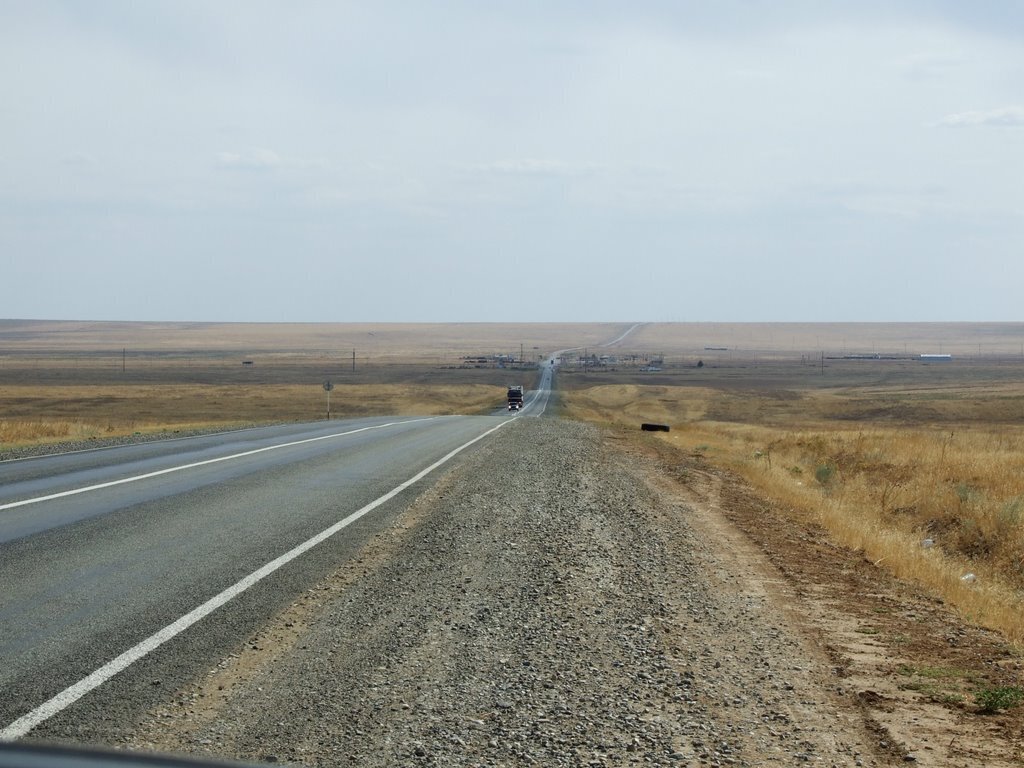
122;418;1022;767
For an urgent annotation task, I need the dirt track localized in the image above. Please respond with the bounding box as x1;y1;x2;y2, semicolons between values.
124;419;1023;767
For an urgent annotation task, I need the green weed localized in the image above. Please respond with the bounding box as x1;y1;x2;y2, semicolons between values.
974;685;1024;714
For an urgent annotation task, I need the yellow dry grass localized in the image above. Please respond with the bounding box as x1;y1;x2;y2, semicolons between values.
0;320;628;360
619;321;1024;357
0;383;505;449
564;383;1024;645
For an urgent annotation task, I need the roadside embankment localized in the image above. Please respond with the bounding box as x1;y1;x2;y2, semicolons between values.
119;418;924;766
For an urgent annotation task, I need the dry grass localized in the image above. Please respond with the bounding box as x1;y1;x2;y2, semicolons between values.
0;320;628;360
1;320;561;450
0;383;505;449
5;321;1024;641
0;320;584;444
564;383;1024;645
616;321;1024;357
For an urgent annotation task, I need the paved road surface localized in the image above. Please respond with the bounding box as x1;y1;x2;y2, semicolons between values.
0;412;530;739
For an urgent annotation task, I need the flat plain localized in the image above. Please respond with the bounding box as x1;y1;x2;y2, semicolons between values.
0;320;622;443
3;318;1022;439
3;319;1024;763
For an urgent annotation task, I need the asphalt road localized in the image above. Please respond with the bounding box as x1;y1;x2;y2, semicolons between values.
499;361;555;416
0;408;539;741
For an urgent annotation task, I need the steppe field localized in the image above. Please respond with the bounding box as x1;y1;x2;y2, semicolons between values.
6;319;1021;443
557;323;1024;638
0;320;617;439
4;319;1023;631
3;319;1024;758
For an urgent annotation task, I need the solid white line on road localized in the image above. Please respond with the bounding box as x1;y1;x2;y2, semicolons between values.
0;417;511;740
524;372;553;417
0;419;433;512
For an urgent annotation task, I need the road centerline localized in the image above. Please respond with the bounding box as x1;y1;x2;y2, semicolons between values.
0;419;434;512
0;416;509;741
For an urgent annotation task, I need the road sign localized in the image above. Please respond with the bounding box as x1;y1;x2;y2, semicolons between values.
323;381;334;419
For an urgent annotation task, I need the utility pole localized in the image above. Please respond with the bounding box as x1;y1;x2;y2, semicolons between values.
352;348;356;372
122;348;126;374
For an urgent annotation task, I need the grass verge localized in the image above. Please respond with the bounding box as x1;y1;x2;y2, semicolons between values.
563;383;1024;646
0;383;506;451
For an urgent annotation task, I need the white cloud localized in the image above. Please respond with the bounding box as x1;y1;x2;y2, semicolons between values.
471;159;597;176
935;106;1024;127
898;51;966;80
5;3;1024;322
62;152;101;170
216;148;283;170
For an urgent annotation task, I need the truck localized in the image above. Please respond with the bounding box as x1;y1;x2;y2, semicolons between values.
507;385;524;411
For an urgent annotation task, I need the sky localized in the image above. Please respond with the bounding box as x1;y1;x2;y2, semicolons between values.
2;1;1022;323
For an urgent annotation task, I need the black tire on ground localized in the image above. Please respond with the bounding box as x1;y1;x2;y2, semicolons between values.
640;423;670;432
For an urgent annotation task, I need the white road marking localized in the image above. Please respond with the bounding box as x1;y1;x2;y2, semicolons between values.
524;369;554;417
0;417;510;740
0;419;432;512
0;424;268;464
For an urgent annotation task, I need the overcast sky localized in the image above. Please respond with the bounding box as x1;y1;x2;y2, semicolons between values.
2;2;1022;322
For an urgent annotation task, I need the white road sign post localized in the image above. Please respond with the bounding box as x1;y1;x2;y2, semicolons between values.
323;380;334;419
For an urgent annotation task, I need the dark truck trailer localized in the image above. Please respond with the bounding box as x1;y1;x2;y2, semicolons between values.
507;385;524;411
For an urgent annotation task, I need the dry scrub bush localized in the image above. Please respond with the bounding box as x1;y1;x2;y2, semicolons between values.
563;385;1024;644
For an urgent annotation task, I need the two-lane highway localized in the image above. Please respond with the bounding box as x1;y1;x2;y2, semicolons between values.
0;415;512;741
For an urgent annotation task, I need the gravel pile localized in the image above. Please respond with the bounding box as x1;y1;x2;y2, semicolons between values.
130;418;880;766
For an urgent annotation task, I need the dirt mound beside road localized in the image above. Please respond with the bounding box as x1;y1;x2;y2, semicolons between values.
127;419;1020;766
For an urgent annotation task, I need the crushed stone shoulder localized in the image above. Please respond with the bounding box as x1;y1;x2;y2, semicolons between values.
127;418;886;767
